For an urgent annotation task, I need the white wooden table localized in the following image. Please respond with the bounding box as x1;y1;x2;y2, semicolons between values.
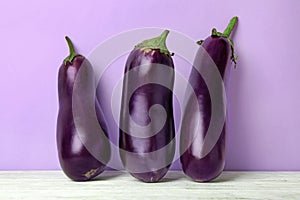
0;171;299;199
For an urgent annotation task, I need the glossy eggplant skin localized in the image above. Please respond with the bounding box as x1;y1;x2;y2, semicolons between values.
180;36;232;182
119;48;175;183
57;55;110;181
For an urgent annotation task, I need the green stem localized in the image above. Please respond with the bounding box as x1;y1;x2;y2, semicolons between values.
135;30;173;56
222;16;238;37
63;36;81;65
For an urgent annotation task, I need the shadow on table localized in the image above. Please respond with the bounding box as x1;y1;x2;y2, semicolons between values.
162;171;244;183
159;171;186;183
92;170;125;181
210;171;244;183
92;170;244;183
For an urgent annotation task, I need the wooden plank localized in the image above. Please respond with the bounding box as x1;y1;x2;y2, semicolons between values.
0;171;299;200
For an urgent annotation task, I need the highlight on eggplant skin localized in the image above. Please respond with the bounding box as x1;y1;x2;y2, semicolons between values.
56;36;111;181
119;30;176;183
180;17;238;182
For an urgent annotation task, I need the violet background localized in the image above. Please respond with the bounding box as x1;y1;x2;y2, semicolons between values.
1;0;300;171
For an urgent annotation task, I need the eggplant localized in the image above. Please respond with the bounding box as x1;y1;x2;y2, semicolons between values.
180;17;238;182
119;30;175;182
56;37;110;181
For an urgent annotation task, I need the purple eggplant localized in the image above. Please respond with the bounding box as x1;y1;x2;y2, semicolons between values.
56;37;110;181
119;30;175;182
180;17;238;182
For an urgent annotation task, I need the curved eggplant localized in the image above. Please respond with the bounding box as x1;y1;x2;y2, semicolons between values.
180;17;238;182
56;37;110;181
119;30;175;182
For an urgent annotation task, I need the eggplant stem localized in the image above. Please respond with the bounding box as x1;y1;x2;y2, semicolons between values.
223;16;238;38
64;36;81;65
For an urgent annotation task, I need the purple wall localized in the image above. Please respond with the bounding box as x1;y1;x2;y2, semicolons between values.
1;0;300;170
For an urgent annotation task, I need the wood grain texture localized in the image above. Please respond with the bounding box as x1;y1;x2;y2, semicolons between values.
0;171;299;200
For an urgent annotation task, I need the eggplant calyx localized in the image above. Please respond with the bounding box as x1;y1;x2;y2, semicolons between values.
64;36;82;65
196;40;204;45
227;37;238;67
135;30;174;56
211;28;223;37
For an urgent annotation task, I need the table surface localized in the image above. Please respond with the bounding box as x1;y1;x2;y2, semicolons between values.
0;171;299;200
